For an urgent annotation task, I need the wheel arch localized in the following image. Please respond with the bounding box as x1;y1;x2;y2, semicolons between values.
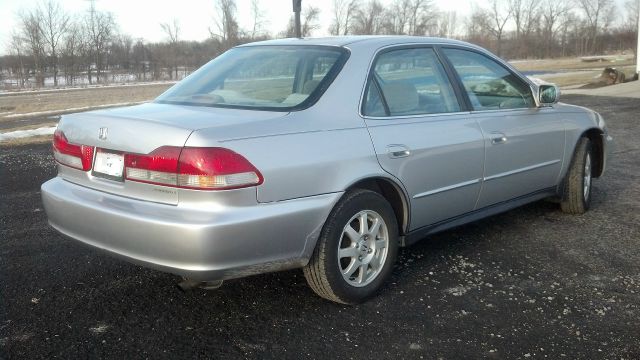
344;176;410;236
581;128;604;178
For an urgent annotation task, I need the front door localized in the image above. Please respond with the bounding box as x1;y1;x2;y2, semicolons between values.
441;48;565;208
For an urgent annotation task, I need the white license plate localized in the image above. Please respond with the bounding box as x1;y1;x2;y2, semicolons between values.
93;149;124;179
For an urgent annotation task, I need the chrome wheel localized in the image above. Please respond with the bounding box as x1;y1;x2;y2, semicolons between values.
338;210;389;287
583;153;592;200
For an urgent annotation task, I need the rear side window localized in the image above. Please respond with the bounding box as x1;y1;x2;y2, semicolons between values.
442;48;534;111
363;48;460;117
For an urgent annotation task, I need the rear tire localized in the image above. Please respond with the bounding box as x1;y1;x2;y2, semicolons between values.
560;137;593;214
303;189;398;304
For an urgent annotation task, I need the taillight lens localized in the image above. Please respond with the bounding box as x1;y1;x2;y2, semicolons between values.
125;146;263;190
52;129;94;171
124;146;181;186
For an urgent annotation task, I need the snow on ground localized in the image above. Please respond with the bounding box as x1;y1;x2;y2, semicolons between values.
0;126;56;142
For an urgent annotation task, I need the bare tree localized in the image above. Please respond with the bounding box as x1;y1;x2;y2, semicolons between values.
132;39;149;81
381;0;436;35
84;5;116;84
540;0;570;57
576;0;616;54
480;0;513;56
60;22;84;86
508;0;540;57
284;5;321;37
8;32;27;88
210;0;239;48
302;6;321;36
38;0;70;86
330;0;359;35
18;9;47;87
351;0;386;34
436;11;459;38
383;0;412;34
407;0;437;35
249;0;268;39
161;19;180;79
465;6;492;49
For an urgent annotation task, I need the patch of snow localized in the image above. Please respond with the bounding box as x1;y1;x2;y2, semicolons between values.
445;286;469;296
0;126;56;142
89;323;110;334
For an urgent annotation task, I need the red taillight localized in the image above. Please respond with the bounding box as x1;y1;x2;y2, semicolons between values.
124;146;181;186
52;129;94;171
124;146;263;190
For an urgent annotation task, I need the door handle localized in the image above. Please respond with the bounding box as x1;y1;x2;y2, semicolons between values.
490;132;508;145
387;144;411;158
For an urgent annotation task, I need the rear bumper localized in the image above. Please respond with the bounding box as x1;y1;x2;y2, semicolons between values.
41;177;340;281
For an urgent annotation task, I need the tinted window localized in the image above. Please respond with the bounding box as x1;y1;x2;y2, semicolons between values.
363;48;460;117
155;46;347;111
443;48;534;110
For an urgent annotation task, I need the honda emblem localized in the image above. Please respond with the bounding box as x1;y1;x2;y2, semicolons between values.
98;127;108;140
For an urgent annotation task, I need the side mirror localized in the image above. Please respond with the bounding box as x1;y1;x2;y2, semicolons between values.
538;84;560;105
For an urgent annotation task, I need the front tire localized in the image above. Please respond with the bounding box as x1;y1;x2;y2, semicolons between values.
303;189;399;304
561;137;593;214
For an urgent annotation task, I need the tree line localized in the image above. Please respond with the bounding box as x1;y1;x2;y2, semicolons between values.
1;0;638;89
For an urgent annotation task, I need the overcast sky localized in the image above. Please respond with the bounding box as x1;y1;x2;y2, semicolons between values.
0;0;628;55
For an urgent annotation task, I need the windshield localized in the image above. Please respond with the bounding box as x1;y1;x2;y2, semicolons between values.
155;45;349;111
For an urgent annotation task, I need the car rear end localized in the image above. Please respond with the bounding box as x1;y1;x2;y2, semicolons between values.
41;105;340;281
41;43;357;282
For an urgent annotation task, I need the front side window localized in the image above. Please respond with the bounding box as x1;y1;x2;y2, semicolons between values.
442;48;534;110
155;46;348;111
363;48;460;117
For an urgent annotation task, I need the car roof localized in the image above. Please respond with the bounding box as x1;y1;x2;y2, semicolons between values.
238;35;474;49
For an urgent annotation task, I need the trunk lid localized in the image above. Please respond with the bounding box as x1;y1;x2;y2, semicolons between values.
55;103;288;204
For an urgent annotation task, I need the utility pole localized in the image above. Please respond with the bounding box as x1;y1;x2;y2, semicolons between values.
293;0;302;38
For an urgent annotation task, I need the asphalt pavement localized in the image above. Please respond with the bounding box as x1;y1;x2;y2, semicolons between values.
1;94;639;359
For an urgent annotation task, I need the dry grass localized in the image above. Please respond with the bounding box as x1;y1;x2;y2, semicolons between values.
0;83;171;117
510;56;635;72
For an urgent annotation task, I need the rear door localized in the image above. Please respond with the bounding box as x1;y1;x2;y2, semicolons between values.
362;46;485;230
441;48;565;208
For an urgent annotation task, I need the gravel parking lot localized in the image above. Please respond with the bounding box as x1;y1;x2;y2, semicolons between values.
1;94;639;359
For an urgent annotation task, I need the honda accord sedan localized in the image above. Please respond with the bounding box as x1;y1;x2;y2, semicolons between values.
42;36;613;304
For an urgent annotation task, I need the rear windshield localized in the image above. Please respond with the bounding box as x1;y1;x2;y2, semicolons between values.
155;45;349;111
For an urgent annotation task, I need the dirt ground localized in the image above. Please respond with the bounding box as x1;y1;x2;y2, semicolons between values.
0;94;638;359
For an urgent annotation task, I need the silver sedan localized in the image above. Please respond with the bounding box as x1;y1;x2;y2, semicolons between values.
41;36;613;304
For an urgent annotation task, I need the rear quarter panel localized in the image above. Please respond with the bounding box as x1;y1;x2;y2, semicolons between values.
184;43;399;203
